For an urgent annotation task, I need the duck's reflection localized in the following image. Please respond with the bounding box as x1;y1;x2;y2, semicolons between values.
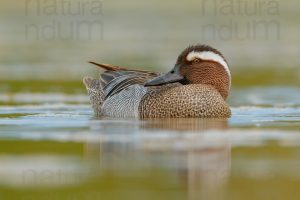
142;118;229;131
186;145;230;200
86;118;231;200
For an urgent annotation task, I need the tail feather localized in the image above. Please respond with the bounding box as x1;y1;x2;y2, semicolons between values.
88;62;128;71
88;61;156;74
83;76;104;117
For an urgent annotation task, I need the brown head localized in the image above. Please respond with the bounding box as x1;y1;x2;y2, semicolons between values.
145;45;231;100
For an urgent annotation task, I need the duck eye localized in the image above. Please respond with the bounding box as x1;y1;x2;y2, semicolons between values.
193;58;201;63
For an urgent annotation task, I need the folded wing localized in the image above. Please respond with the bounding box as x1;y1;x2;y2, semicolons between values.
89;62;160;99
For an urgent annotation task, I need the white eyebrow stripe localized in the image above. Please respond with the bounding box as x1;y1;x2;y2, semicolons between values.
186;51;231;78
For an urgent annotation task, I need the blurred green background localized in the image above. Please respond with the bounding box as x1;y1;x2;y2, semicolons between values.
0;0;299;90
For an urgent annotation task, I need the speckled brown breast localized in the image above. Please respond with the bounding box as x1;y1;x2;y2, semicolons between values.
139;84;231;118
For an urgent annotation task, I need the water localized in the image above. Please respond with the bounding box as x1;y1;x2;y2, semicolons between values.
0;86;300;200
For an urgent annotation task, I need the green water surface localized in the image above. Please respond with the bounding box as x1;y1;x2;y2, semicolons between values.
0;80;300;200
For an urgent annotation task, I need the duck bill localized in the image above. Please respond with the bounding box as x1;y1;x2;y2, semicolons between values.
145;66;184;86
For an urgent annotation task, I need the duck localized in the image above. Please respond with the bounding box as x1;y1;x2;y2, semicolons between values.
83;44;231;118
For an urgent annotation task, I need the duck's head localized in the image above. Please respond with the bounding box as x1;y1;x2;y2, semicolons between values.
145;44;231;100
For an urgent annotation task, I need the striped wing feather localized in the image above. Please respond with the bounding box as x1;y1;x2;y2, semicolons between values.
89;61;159;99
